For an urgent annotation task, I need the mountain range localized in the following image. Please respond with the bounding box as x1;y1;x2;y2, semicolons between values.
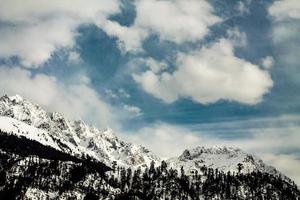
0;95;299;199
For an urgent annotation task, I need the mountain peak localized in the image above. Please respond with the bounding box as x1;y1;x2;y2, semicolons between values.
0;94;29;105
178;146;242;161
103;127;117;140
168;145;288;182
9;94;24;103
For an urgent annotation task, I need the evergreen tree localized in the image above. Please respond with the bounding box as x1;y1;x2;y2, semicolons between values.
237;163;244;173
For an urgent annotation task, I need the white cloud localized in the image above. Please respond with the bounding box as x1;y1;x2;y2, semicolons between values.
227;27;248;47
103;21;148;52
271;22;300;44
236;0;252;15
0;65;114;127
105;89;119;99
268;0;300;21
0;20;76;67
134;0;221;43
123;104;142;117
122;123;204;158
268;0;300;83
144;58;169;74
68;51;81;64
0;0;221;65
118;88;131;99
0;0;120;67
263;154;300;186
133;39;273;105
268;0;300;44
260;56;274;69
103;0;221;52
104;88;131;99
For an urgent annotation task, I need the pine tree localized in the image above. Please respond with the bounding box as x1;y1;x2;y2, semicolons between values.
237;163;244;173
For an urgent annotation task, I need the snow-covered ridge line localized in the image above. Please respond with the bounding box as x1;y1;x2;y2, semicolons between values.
0;94;160;168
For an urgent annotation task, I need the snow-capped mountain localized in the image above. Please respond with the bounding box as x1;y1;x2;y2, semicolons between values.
0;95;289;176
167;146;292;182
168;146;264;173
0;94;299;199
0;95;160;168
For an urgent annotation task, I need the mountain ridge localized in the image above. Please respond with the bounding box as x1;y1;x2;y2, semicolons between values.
0;94;299;199
0;95;291;178
0;94;160;168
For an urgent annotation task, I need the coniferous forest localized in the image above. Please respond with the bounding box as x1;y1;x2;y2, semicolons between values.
0;140;299;200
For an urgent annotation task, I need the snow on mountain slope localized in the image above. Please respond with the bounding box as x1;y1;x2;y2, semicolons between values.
0;95;160;168
0;116;61;151
167;146;282;177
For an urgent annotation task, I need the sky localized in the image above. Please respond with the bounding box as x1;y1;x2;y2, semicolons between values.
0;0;300;184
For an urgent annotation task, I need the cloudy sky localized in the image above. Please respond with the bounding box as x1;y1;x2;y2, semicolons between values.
0;0;300;184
